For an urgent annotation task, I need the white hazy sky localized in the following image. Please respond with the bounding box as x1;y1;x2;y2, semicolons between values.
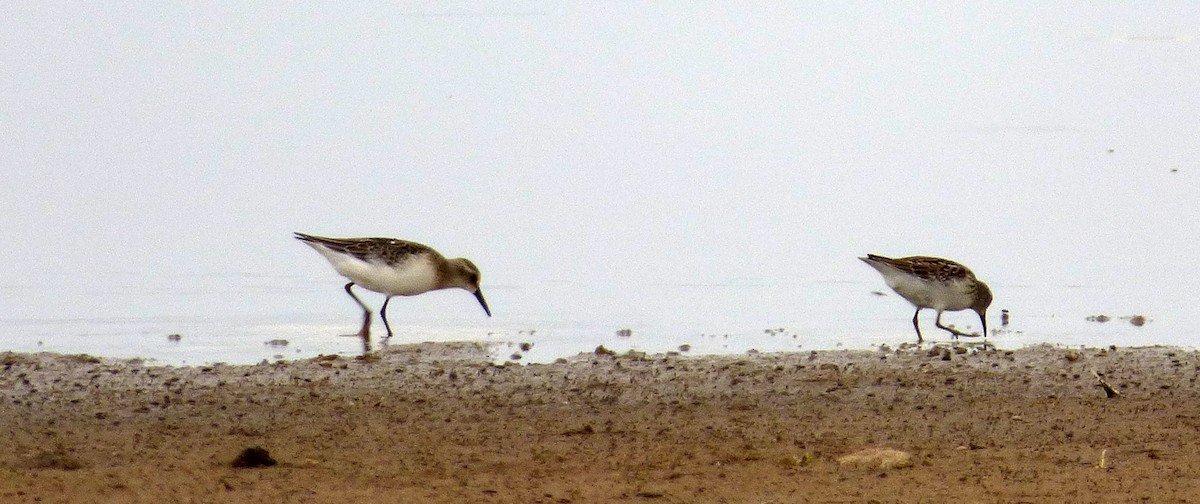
2;2;1198;321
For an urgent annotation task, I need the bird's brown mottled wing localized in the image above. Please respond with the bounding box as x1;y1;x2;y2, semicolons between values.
893;256;975;283
294;233;436;266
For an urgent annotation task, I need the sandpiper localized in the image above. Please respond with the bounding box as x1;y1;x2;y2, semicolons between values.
859;254;992;343
295;233;491;345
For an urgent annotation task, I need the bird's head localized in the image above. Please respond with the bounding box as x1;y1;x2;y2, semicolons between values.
448;258;491;317
972;281;993;337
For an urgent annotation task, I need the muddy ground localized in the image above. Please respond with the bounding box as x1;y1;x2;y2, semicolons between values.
2;342;1198;503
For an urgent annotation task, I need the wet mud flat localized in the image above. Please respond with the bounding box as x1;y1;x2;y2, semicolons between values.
2;342;1199;503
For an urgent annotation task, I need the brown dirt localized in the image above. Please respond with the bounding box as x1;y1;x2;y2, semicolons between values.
2;342;1199;503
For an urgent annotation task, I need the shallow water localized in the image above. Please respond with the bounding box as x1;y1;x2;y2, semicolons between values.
2;4;1196;365
0;272;1174;366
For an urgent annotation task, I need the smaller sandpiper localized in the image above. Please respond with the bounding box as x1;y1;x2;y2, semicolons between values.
860;254;992;343
295;233;491;347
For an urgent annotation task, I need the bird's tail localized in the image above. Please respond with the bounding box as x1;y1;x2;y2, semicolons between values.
294;232;333;245
860;254;889;264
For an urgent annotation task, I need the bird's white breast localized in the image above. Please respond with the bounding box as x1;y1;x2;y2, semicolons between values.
885;273;974;311
312;245;440;296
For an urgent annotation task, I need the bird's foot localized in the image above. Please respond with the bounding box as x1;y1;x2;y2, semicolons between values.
357;331;372;353
939;326;982;339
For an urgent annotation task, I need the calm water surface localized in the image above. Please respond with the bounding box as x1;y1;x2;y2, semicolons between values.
0;271;1178;366
2;4;1196;365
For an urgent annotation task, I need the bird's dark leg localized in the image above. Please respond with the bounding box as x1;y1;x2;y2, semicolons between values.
344;283;372;348
380;295;394;339
935;311;977;338
912;308;923;343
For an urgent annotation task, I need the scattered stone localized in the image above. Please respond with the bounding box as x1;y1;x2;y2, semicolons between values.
594;345;616;356
615;328;633;337
69;354;102;364
355;353;381;363
27;450;84;470
1;352;32;366
519;342;533;352
623;350;648;360
231;447;277;468
167;334;182;342
265;339;289;347
836;448;914;470
1088;314;1147;326
781;452;815;468
1093;371;1121;398
678;344;691;352
1000;309;1010;327
1064;351;1082;362
562;424;595;436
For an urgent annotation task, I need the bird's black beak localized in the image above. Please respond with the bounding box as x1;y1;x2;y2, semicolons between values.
979;310;988;338
474;289;492;317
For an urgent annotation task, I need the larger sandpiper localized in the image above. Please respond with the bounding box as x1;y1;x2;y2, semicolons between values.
295;233;491;345
860;254;992;343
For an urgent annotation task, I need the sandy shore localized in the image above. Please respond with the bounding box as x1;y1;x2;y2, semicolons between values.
2;342;1199;503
